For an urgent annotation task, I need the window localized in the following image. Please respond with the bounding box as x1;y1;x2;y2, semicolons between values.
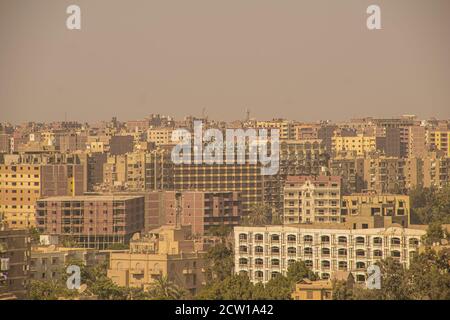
373;237;382;245
338;236;347;245
271;234;280;242
255;234;264;242
391;250;401;258
287;247;296;255
373;250;383;258
355;236;365;245
321;235;330;244
271;259;280;267
255;258;263;266
338;248;347;256
304;235;313;243
338;261;347;270
391;237;401;245
304;247;313;255
239;245;248;254
287;234;296;242
239;233;247;241
239;258;248;266
321;248;330;256
255;246;263;254
356;249;365;257
271;246;280;254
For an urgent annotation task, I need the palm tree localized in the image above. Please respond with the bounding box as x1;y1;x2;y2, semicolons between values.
245;203;271;226
148;276;186;300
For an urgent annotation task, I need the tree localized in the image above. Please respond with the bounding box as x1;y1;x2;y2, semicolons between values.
286;261;317;284
29;227;41;245
206;225;232;241
243;203;271;226
204;243;234;282
147;276;187;300
410;186;450;224
197;274;254;300
407;249;450;300
263;274;292;300
423;222;447;246
27;280;68;300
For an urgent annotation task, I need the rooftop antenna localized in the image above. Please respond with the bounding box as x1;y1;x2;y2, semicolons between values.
245;108;250;122
202;107;207;121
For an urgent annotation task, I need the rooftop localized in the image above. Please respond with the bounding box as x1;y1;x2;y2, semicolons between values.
38;195;144;202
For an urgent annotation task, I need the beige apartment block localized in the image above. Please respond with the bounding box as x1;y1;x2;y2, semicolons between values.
234;224;425;284
0;221;30;299
147;128;174;145
341;193;410;227
0;163;84;228
283;176;342;224
30;243;100;282
428;130;450;157
255;119;294;140
332;134;376;156
107;225;206;296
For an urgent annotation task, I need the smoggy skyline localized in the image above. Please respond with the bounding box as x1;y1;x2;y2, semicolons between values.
1;0;450;124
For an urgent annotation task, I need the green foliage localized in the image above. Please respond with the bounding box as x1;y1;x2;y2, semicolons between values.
196;274;254;300
205;225;232;239
286;261;317;284
337;251;450;300
105;243;129;250
204;243;234;282
28;227;41;245
263;274;292;300
27;280;75;300
198;260;317;300
410;186;450;224
423;222;447;245
147;276;187;300
243;204;271;226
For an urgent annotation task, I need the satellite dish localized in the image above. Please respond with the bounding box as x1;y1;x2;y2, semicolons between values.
78;284;87;294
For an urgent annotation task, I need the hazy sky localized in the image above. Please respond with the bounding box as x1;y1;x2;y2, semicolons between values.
1;0;449;123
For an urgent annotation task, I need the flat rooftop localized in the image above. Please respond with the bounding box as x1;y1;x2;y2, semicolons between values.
38;195;144;202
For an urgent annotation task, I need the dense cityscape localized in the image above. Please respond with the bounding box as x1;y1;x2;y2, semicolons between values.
0;114;449;300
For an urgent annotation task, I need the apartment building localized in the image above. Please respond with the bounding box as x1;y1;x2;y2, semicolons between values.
332;134;377;156
234;224;425;284
30;242;101;282
145;191;242;235
109;135;134;156
283;176;342;224
0;134;11;154
0;222;30;299
0;163;85;228
35;195;145;249
422;152;450;189
363;156;405;194
107;225;206;296
329;156;365;194
147;128;174;145
429;130;450;157
341;193;410;227
293;124;319;140
255;119;294;140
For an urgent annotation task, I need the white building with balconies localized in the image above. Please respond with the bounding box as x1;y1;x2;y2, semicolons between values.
234;224;425;284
